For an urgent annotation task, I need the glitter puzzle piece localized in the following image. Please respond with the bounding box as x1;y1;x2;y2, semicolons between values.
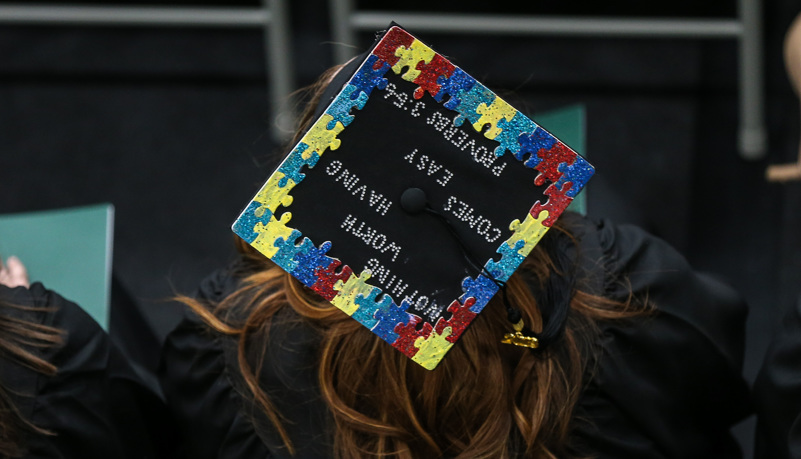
301;114;345;158
277;143;320;187
372;299;413;345
474;98;517;140
530;182;574;227
453;82;495;129
372;26;414;69
412;53;455;100
352;288;394;330
254;171;294;214
271;230;308;273
516;127;557;168
326;85;369;129
555;154;594;198
434;68;476;111
412;326;454;370
232;200;271;243
434;297;477;344
393;315;431;358
494;114;537;158
392;39;435;83
485;239;526;283
331;269;375;316
351;55;391;100
507;210;550;257
460;274;499;314
311;261;353;301
291;240;335;287
251;212;294;259
534;141;577;187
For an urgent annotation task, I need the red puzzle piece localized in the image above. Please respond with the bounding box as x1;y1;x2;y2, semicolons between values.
534;142;577;186
529;182;574;227
372;27;414;69
393;315;432;358
434;297;477;343
311;262;354;301
412;53;455;100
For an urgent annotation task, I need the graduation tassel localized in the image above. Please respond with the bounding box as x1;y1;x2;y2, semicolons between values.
498;283;539;349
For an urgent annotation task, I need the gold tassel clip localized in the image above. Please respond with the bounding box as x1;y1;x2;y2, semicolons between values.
501;319;539;349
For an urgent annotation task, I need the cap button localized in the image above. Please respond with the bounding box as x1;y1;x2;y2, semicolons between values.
400;188;428;215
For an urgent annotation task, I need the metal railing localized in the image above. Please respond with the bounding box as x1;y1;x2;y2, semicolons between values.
329;1;766;159
0;1;295;141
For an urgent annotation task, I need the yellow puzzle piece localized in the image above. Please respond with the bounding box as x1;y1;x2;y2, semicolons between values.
301;114;345;158
253;172;295;215
251;212;294;259
475;98;517;139
412;326;454;370
507;210;550;256
331;269;375;316
393;39;435;82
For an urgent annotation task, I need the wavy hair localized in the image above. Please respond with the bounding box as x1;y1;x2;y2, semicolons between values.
182;65;642;458
0;301;63;457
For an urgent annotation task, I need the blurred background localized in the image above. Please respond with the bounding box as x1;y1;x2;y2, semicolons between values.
0;0;798;454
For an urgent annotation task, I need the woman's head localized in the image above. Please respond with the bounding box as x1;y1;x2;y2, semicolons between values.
209;64;640;458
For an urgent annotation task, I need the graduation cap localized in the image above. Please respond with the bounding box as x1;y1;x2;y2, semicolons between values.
232;24;594;370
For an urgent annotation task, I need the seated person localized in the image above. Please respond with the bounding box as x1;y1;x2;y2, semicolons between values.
0;255;172;458
158;28;752;458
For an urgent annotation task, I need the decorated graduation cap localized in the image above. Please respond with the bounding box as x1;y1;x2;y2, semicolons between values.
232;23;594;370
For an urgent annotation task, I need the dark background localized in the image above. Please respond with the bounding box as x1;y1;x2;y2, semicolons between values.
0;1;799;455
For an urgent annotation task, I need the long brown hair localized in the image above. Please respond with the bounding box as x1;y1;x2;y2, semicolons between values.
182;66;643;458
0;302;64;458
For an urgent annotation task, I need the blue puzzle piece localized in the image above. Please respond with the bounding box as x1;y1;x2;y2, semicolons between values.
434;68;476;111
484;240;526;283
271;230;306;272
555;154;594;197
325;84;369;129
350;55;391;99
277;143;320;187
232;200;272;243
452;82;495;129
517;127;557;168
372;299;413;344
460;273;500;314
494;114;538;158
352;288;392;330
291;240;335;288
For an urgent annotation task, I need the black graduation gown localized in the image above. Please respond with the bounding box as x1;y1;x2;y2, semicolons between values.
754;297;801;458
0;282;172;459
158;215;752;458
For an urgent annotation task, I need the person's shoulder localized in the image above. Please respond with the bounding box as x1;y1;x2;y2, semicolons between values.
564;212;693;279
157;257;276;458
194;256;258;305
36;282;107;354
0;281;105;364
0;281;170;458
566;214;751;458
565;213;746;326
162;255;264;363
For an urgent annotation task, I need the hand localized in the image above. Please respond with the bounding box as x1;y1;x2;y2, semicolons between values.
0;256;30;288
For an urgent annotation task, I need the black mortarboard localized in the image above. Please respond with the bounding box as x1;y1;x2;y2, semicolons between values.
232;24;594;370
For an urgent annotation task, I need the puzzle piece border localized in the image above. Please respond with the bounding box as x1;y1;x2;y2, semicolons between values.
231;24;594;371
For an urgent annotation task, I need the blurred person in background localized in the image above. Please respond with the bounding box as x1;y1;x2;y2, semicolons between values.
0;254;172;458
